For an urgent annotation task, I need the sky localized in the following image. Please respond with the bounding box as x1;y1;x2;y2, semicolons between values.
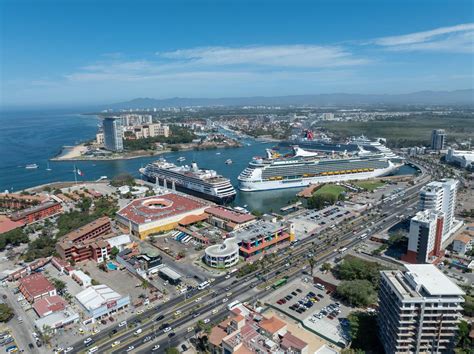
0;0;473;108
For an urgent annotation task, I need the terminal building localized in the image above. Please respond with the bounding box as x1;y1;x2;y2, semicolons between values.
204;220;295;266
378;264;465;354
116;193;209;239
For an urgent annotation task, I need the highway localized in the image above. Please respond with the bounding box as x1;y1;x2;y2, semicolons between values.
71;170;430;354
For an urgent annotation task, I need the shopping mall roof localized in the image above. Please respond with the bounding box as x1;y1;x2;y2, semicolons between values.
75;285;122;311
230;220;287;242
205;237;239;258
117;193;208;225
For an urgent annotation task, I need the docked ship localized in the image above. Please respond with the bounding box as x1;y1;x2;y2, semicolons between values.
140;160;236;204
238;144;404;192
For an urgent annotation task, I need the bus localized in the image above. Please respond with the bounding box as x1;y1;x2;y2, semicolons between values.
198;281;210;290
227;300;241;311
359;233;368;240
338;247;348;254
272;277;288;289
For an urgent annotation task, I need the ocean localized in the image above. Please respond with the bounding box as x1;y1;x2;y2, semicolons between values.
0;109;417;212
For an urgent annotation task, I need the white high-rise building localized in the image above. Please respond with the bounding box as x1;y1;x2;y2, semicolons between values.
402;210;444;264
419;179;458;241
103;117;123;152
431;129;446;151
378;264;465;354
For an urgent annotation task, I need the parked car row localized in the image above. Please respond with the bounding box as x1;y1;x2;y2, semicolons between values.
312;302;341;321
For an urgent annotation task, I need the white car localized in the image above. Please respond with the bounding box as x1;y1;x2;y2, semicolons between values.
163;327;172;333
137;309;144;315
134;328;142;336
225;274;230;279
152;345;160;351
118;321;127;327
222;298;228;303
83;338;93;345
195;297;202;303
203;318;210;324
111;340;121;347
64;347;74;353
126;346;135;352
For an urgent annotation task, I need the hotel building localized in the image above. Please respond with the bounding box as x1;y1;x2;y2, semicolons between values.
378;264;465;354
103;117;123;152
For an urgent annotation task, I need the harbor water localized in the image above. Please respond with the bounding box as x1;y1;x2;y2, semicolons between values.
0;110;417;212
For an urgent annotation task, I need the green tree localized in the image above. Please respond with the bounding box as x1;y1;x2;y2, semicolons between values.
336;280;377;307
165;348;180;354
39;324;54;345
321;262;332;272
0;304;14;322
110;246;119;259
456;320;471;351
308;257;316;276
141;279;150;298
51;278;66;293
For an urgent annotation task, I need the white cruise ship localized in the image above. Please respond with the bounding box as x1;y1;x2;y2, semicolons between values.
140;160;236;204
238;145;403;192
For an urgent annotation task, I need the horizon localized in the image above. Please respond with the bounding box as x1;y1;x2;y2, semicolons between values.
1;0;473;108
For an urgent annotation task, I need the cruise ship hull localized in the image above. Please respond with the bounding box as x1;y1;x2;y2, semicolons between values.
239;163;400;192
142;174;235;204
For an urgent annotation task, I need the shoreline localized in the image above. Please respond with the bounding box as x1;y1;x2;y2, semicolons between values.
51;143;242;162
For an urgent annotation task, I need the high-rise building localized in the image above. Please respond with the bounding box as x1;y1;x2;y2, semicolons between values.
419;179;458;241
402;210;444;263
103;117;123;152
378;264;465;354
431;129;446;151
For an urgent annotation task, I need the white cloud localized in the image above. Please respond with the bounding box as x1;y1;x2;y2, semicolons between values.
158;45;368;68
374;23;474;53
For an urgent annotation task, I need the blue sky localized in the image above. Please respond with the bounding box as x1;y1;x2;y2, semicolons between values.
1;0;473;107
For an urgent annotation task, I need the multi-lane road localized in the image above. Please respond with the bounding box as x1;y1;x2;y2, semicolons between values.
71;170;430;354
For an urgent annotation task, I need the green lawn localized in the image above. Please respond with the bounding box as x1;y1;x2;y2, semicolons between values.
353;180;385;191
313;184;346;198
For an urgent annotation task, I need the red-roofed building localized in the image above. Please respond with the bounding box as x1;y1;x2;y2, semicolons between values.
116;193;210;239
0;215;23;234
33;295;67;317
19;273;56;303
206;206;256;231
10;201;62;224
280;332;309;354
259;315;288;340
51;257;74;275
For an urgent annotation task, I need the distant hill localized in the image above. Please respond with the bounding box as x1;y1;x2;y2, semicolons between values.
105;89;474;109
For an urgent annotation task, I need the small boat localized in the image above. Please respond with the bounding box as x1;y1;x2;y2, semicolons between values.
25;164;38;169
177;157;186;162
46;162;52;171
225;159;233;165
216;152;221;155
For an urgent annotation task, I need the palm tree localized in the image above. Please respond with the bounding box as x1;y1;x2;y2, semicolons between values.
308;257;316;276
141;279;150;299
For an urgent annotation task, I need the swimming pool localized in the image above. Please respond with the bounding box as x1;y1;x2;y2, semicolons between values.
107;262;118;271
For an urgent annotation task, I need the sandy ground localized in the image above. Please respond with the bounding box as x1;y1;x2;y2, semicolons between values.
54;144;88;160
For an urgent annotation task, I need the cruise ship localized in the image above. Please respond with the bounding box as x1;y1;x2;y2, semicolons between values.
140;160;236;204
238;144;403;192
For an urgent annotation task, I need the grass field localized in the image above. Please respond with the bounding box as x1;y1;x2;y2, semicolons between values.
353;180;385;191
322;114;474;147
313;184;346;198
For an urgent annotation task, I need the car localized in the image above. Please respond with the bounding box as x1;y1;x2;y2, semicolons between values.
195;297;202;303
5;346;18;353
187;326;194;333
32;332;38;338
78;328;85;334
155;315;165;321
174;310;182;317
55;347;64;354
295;288;302;293
84;338;93;345
92;328;100;335
144;336;152;343
212;309;218;314
317;294;324;299
137;309;144;315
28;344;34;350
291;291;297;296
203;318;210;324
134;328;142;336
152;344;160;351
118;320;127;327
181;344;188;351
126;345;135;352
87;346;98;353
193;312;200;318
163;327;172;333
159;323;170;330
225;274;230;279
64;347;74;353
222;298;228;303
112;341;121;347
168;332;175;338
111;329;118;335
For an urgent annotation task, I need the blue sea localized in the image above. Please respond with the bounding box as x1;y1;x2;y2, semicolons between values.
0;109;417;212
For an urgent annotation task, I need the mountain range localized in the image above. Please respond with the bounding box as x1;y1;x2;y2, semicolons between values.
105;89;474;110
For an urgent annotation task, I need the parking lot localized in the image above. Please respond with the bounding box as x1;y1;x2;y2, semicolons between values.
291;203;363;241
263;277;351;346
